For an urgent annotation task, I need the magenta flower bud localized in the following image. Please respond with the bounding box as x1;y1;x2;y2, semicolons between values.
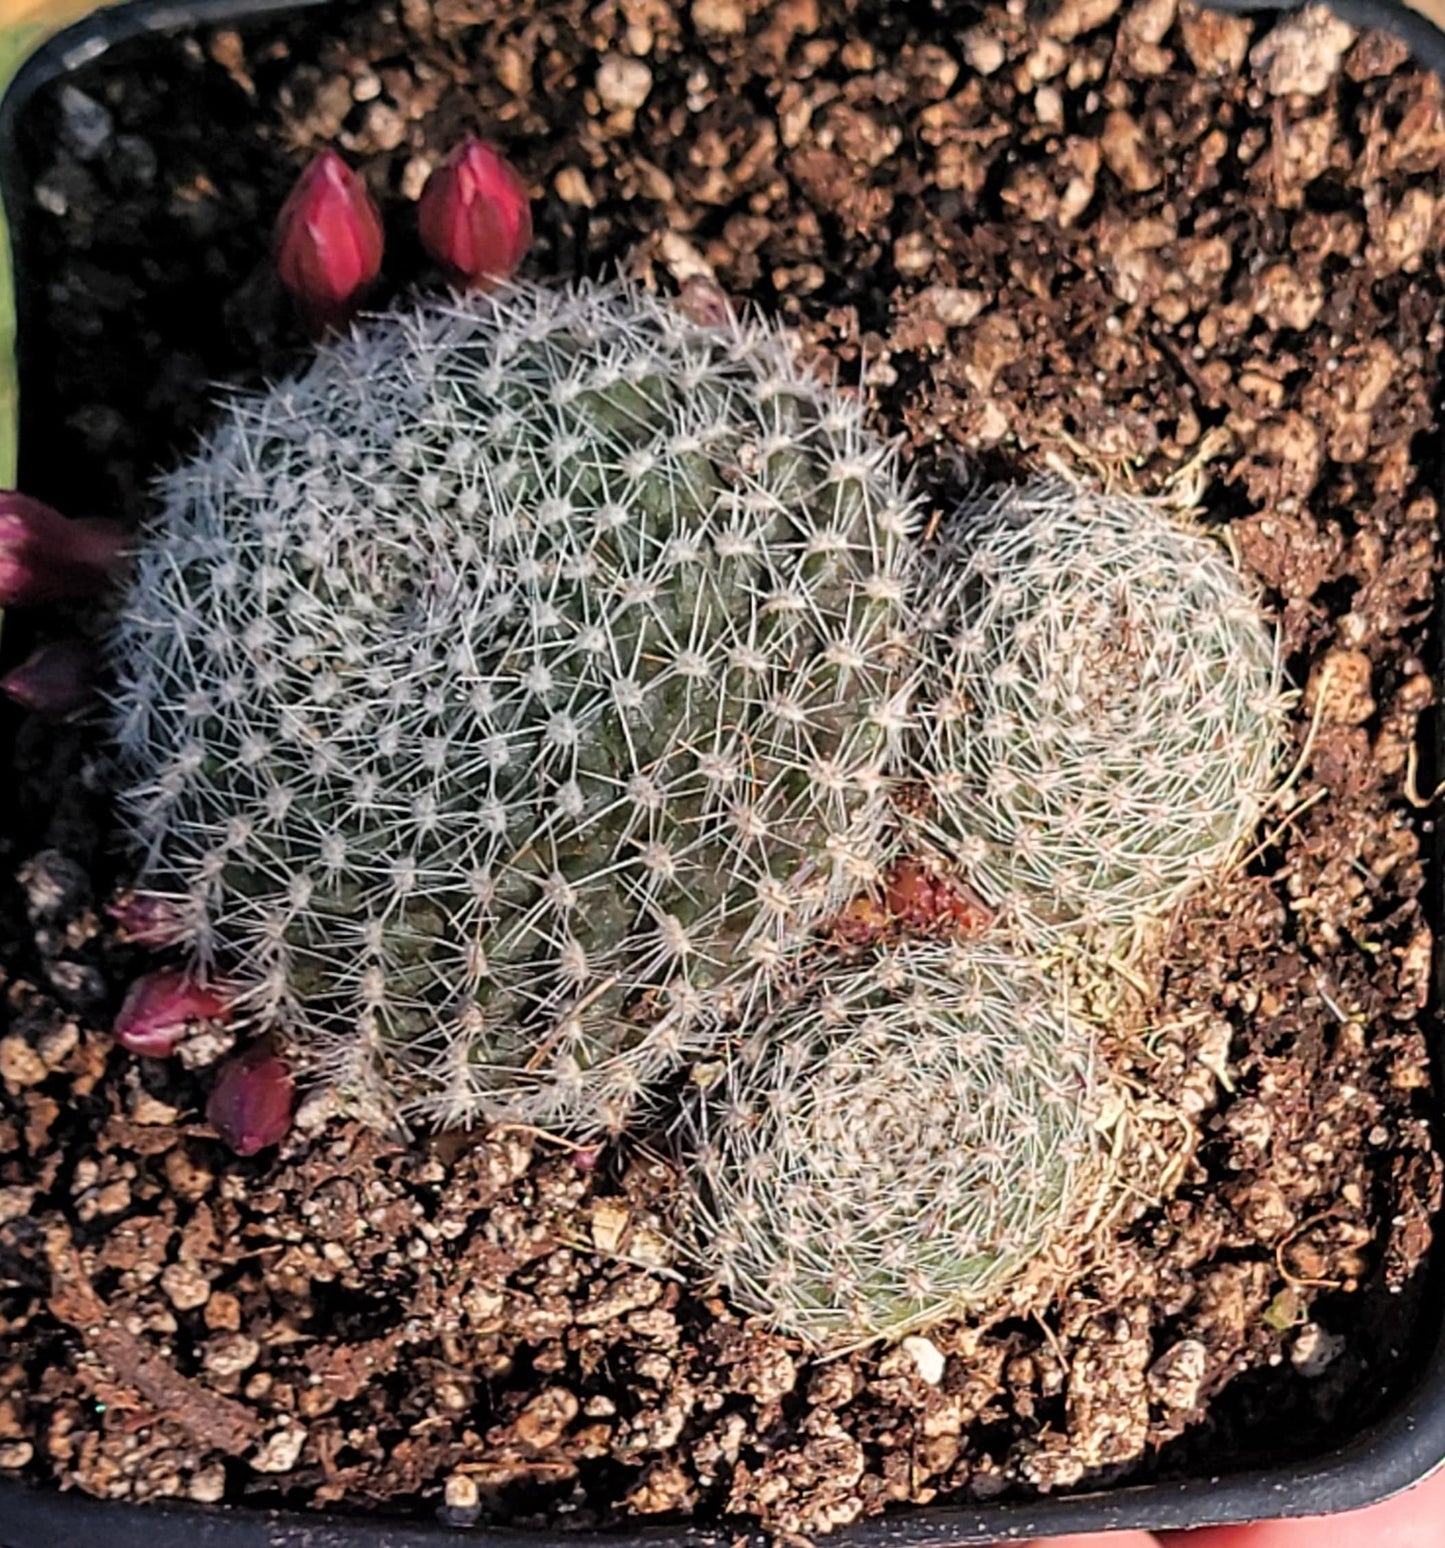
273;149;385;338
106;890;191;947
113;970;230;1057
207;1042;295;1156
0;493;126;607
0;639;96;717
417;137;532;291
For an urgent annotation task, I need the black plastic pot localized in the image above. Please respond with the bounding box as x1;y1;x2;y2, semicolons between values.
0;0;1443;1542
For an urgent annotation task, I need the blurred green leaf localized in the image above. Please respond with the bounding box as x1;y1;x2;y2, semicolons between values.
0;1;124;483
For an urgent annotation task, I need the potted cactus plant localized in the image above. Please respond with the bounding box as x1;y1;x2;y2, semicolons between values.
0;0;1444;1543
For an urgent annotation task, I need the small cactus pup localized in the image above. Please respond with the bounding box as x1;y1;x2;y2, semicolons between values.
909;477;1288;936
676;942;1112;1349
105;279;921;1136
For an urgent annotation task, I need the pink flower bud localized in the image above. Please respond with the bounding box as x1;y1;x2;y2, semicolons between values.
0;493;126;607
207;1042;295;1156
0;639;96;717
113;970;230;1057
418;137;532;291
107;890;191;947
273;149;384;337
677;275;734;329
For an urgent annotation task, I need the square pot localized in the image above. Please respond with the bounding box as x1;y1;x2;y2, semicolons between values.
0;1;1442;1542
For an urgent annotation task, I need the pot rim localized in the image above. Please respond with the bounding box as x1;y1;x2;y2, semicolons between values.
0;1;1441;1541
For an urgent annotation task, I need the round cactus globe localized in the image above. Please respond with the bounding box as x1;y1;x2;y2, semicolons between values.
105;279;922;1136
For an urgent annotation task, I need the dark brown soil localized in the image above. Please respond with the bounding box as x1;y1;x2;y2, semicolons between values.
0;0;1442;1535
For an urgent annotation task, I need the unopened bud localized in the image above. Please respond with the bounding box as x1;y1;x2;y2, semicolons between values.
107;890;191;947
207;1042;295;1156
0;493;126;606
273;149;384;337
884;859;995;938
677;275;734;329
418;137;532;291
113;969;230;1057
0;639;95;717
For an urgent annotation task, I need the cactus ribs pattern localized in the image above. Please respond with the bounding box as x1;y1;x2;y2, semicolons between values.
678;942;1105;1347
107;281;919;1135
908;479;1287;935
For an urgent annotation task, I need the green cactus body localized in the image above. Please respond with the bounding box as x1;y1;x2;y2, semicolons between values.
909;478;1287;934
107;281;920;1133
679;941;1108;1348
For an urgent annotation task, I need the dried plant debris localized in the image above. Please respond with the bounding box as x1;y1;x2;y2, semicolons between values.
0;0;1441;1536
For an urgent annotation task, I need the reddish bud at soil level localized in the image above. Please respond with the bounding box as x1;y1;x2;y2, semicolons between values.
0;639;95;717
273;149;384;336
113;970;230;1057
0;493;126;607
884;859;995;938
207;1043;295;1156
418;137;532;290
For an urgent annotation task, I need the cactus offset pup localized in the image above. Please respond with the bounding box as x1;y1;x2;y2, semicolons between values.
908;478;1286;935
678;941;1111;1348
